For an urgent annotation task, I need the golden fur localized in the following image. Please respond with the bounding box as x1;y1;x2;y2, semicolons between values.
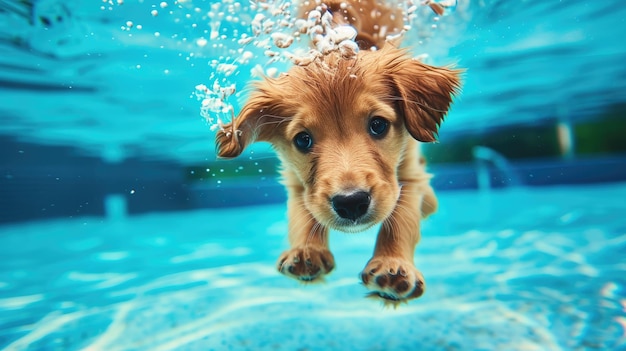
215;0;462;304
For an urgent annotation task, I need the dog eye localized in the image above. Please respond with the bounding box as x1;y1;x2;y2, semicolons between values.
293;131;313;152
369;117;389;137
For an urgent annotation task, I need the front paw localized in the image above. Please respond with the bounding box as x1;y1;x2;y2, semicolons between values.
360;257;425;305
277;246;335;282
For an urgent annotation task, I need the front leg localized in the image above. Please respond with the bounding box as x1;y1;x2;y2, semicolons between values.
361;182;426;304
277;183;335;282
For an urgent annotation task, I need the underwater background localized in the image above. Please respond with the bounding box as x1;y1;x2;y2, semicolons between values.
1;0;625;350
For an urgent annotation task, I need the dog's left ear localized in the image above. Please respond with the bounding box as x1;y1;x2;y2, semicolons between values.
389;57;462;142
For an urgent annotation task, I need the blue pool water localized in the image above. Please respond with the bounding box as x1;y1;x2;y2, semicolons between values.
1;183;625;350
0;0;625;161
1;0;626;350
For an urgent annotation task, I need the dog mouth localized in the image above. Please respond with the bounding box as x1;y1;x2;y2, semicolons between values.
331;218;377;233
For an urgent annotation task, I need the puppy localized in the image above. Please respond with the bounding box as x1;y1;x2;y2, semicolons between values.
215;0;461;304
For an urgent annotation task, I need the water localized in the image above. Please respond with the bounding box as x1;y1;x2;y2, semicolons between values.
1;1;624;162
1;0;626;350
1;183;625;350
473;146;522;190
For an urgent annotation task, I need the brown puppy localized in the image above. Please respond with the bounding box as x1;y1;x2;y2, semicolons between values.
215;0;461;304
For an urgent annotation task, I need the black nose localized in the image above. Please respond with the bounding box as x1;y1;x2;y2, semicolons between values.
331;191;371;221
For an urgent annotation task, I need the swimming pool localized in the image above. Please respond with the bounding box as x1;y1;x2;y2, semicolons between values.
1;0;626;349
1;182;624;350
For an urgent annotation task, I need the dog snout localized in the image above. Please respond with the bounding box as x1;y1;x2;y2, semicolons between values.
331;190;371;221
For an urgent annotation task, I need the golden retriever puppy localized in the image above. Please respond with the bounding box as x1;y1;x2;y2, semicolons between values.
215;0;461;304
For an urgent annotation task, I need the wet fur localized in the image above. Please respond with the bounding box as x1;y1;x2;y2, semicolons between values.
215;0;462;304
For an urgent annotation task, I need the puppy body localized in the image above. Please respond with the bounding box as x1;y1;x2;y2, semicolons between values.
216;1;461;304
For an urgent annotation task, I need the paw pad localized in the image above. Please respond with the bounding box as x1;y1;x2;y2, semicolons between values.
361;257;425;304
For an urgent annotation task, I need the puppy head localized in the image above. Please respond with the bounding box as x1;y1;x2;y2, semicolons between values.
216;46;461;232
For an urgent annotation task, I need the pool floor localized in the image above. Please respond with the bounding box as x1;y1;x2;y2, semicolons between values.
1;183;625;350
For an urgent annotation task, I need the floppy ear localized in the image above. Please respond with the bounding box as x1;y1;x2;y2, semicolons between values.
215;81;287;158
389;56;462;142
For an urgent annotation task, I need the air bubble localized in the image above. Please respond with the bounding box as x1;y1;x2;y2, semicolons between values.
266;67;278;77
332;25;357;43
241;51;254;61
271;32;294;48
338;40;359;59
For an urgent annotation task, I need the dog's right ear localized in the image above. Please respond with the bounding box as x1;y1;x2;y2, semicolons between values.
215;82;285;158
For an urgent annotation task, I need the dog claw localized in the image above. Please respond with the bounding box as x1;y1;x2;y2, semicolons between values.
377;292;399;301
